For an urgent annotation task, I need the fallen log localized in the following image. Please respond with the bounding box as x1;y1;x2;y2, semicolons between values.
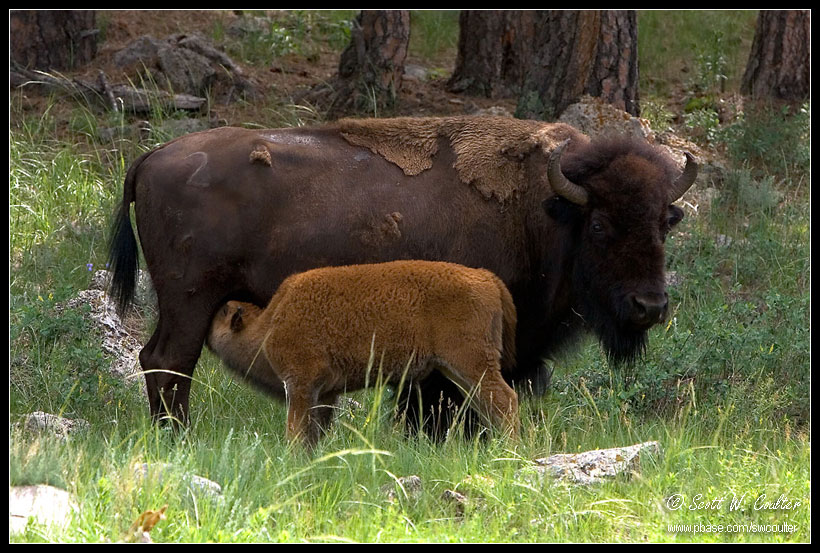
10;64;206;113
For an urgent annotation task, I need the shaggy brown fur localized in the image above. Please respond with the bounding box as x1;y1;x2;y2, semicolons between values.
207;260;519;447
339;116;583;202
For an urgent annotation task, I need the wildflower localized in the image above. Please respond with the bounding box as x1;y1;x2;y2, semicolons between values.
87;263;93;272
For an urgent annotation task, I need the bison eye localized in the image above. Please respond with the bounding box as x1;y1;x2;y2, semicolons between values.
590;221;605;235
667;205;684;228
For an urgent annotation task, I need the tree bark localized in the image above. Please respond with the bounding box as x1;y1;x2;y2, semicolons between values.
515;10;639;120
327;10;410;118
10;10;98;71
447;11;538;98
741;10;810;101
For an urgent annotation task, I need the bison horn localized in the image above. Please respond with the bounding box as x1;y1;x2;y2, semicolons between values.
548;139;588;206
668;151;698;203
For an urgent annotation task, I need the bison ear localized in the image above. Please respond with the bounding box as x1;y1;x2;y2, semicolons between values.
230;307;245;332
667;204;684;228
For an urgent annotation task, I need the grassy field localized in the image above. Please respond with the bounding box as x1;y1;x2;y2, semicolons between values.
9;10;810;543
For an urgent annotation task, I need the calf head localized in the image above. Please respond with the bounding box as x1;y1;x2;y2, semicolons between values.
206;301;265;369
544;137;697;364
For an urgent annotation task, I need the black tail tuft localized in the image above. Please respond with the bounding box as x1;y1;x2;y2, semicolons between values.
107;202;139;316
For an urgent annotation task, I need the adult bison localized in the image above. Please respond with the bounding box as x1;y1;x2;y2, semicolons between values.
108;116;696;430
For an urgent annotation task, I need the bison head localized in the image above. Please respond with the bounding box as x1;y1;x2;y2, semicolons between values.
544;137;697;364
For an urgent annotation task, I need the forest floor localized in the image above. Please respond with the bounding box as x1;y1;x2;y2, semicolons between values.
16;10;520;133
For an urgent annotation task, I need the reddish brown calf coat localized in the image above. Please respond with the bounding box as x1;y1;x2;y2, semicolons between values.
207;260;519;447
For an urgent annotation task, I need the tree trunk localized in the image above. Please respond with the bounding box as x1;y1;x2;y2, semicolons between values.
447;11;538;98
10;10;98;71
516;10;639;120
741;10;810;101
327;10;410;118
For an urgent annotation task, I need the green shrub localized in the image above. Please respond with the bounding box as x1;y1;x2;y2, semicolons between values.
720;103;810;177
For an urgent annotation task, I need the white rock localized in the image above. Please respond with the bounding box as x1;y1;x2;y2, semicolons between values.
380;475;422;502
558;95;654;141
55;269;154;384
23;411;89;440
133;462;222;499
9;485;77;534
520;441;661;486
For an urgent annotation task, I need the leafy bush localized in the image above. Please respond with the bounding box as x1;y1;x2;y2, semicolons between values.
11;298;138;420
720;102;810;177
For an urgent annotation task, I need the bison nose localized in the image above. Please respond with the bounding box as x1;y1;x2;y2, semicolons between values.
629;293;668;326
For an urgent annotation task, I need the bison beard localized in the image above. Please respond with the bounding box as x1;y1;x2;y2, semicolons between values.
582;293;650;366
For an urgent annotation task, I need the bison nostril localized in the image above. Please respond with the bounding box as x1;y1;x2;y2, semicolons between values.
632;296;647;318
631;294;668;326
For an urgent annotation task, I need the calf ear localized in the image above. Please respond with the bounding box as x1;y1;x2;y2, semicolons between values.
668;204;684;227
230;307;245;332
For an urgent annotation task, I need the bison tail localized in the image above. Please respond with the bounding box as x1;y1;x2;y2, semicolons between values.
107;203;139;315
496;277;517;374
107;151;149;316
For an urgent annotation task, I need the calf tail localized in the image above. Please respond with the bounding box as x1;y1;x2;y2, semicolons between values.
495;276;517;374
107;150;152;316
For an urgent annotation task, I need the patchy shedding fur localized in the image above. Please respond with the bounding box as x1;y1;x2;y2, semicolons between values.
339;116;579;202
353;211;404;248
249;144;272;166
207;260;519;447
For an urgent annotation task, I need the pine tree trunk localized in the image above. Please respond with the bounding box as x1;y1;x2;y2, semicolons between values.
741;10;810;101
500;12;540;98
586;11;640;116
447;11;538;99
516;10;639;120
10;10;98;71
328;10;410;118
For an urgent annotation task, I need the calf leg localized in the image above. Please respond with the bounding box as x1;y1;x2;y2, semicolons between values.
439;348;519;439
284;380;322;449
469;369;519;439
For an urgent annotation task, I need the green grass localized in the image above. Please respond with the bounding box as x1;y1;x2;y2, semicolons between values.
9;11;810;543
9;354;811;542
213;11;356;67
409;11;461;65
638;10;759;98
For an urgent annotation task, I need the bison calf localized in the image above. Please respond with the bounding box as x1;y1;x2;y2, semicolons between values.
207;260;519;447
